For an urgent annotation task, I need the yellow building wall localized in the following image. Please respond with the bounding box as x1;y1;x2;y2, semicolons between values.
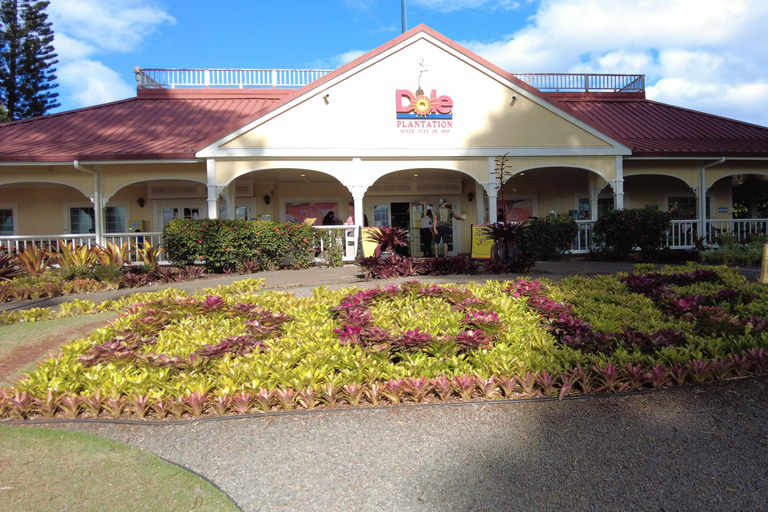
0;185;90;235
222;39;612;152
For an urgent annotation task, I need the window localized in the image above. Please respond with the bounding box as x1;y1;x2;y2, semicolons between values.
597;198;614;218
668;196;710;220
161;206;200;227
0;208;13;235
373;204;390;227
70;207;95;234
105;206;126;233
219;206;249;220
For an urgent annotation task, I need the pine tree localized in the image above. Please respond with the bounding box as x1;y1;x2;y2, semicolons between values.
0;0;59;120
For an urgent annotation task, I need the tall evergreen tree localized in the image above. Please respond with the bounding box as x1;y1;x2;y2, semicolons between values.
0;0;58;120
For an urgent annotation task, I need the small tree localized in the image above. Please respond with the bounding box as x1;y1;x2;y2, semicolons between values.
0;0;59;120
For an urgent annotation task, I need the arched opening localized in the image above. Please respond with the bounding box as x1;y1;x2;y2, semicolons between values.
367;168;479;256
108;178;208;234
0;181;91;237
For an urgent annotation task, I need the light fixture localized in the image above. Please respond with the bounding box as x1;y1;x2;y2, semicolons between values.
137;198;145;208
263;194;271;205
322;94;330;105
468;192;474;202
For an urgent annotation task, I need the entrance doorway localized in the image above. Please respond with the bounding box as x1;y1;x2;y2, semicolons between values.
370;198;459;257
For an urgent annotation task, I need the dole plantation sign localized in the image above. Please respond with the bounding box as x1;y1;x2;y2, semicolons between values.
396;89;453;133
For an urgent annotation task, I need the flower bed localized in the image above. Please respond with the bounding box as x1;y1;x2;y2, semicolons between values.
1;264;767;420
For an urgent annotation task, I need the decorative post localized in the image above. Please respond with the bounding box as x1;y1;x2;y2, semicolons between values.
206;160;219;220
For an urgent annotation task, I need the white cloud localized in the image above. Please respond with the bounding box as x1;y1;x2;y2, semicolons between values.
57;60;135;108
311;50;369;70
461;0;768;126
411;0;522;12
48;0;175;109
49;0;175;53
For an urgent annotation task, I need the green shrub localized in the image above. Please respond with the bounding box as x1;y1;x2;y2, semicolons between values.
92;263;124;283
518;216;579;260
162;219;320;272
161;218;200;266
593;208;671;261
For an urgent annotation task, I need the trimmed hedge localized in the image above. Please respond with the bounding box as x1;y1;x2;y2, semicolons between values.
517;216;579;260
593;208;671;261
162;219;343;272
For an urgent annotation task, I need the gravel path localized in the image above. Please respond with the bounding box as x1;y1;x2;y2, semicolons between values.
54;376;768;511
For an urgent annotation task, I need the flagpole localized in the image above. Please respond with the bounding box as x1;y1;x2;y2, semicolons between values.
401;0;407;33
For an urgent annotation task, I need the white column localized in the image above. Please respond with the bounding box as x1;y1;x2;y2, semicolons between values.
612;156;625;210
487;157;498;222
698;164;707;240
475;181;485;224
92;170;103;246
222;185;236;220
206;159;219;220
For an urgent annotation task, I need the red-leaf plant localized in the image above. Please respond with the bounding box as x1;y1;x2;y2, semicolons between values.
643;365;671;390
320;383;341;408
476;375;500;399
59;394;81;419
128;393;152;418
82;390;104;417
382;378;405;404
496;375;520;398
253;388;273;413
518;371;538;397
184;391;208;417
32;389;60;419
534;370;559;397
389;329;433;352
297;387;318;409
430;375;454;401
274;388;297;410
404;376;432;403
745;347;768;373
103;395;127;419
452;375;476;401
211;394;231;416
230;392;254;415
342;382;365;406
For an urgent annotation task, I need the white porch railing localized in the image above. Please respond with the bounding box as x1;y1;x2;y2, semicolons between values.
0;234;97;254
705;219;767;242
314;225;359;262
4;220;764;263
135;68;332;89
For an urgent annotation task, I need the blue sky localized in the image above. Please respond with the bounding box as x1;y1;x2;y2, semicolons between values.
48;0;768;127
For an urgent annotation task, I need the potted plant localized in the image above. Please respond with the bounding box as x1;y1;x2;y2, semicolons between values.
366;226;408;258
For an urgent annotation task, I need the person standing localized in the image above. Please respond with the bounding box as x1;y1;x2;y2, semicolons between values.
420;210;434;256
433;198;463;257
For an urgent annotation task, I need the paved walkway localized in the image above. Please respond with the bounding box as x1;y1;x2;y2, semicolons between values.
9;260;768;511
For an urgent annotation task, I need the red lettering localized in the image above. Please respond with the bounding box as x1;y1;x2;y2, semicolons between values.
396;90;416;113
436;95;453;115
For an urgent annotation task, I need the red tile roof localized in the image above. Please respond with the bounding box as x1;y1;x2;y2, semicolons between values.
0;25;767;162
550;94;768;157
0;89;293;162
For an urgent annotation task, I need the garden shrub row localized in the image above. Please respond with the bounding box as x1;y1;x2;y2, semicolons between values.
2;264;767;420
593;208;671;261
162;218;343;272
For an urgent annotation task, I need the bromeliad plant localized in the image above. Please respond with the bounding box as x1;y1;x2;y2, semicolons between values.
364;226;408;257
2;264;768;421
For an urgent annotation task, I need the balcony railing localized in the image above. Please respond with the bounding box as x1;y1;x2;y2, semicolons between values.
135;68;333;89
513;73;645;93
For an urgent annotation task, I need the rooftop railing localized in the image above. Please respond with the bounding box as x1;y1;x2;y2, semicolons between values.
135;68;333;89
513;73;645;92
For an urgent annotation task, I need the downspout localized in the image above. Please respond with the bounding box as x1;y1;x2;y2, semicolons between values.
73;160;103;246
699;157;726;244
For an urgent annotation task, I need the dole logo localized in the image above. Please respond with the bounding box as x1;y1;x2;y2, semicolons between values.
396;89;453;119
